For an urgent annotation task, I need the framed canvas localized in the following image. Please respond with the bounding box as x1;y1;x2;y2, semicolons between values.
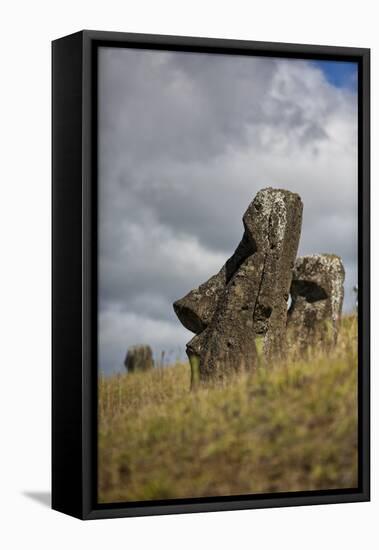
52;30;370;520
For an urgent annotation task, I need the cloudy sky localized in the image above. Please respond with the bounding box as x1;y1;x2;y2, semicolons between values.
98;47;358;375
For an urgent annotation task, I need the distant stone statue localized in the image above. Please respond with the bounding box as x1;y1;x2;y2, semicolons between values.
174;188;303;383
124;345;153;373
287;254;345;351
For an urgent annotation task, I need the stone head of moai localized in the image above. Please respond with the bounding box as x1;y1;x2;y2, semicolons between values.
124;345;154;373
287;254;345;352
173;188;344;385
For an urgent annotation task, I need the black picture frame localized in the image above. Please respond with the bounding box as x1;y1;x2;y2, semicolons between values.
52;30;370;520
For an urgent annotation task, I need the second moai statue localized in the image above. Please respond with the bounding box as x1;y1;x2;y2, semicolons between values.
287;254;345;352
124;345;154;373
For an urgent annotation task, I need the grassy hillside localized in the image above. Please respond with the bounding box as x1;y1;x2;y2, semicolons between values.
98;315;358;503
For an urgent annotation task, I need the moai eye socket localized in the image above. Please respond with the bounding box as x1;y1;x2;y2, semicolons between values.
291;280;328;303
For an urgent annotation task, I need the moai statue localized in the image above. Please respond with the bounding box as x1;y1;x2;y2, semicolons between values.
173;188;303;384
287;254;345;352
124;345;154;373
247;189;303;361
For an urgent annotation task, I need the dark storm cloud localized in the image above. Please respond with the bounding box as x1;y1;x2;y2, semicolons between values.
98;47;358;375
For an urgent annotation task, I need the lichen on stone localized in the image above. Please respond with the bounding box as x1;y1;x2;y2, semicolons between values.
173;187;305;383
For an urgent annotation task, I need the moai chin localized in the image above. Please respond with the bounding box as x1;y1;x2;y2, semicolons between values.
287;254;345;352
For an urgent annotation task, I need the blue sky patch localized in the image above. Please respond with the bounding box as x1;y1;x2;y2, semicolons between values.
311;60;358;92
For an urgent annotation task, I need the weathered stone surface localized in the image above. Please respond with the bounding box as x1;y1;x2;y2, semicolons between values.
198;252;265;381
173;231;255;334
172;188;275;335
173;188;302;339
173;187;303;381
186;329;209;358
124;345;153;373
255;190;303;360
287;254;345;350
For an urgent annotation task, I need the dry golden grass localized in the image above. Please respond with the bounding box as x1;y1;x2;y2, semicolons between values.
98;315;358;503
